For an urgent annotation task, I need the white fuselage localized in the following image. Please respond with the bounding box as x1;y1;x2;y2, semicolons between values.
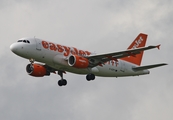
10;37;149;77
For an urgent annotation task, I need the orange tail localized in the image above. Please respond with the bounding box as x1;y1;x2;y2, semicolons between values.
121;33;148;66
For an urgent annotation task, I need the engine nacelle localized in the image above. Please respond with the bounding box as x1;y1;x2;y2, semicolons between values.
26;64;50;77
68;55;89;68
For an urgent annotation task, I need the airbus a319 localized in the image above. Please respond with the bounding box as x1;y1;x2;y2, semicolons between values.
10;33;167;86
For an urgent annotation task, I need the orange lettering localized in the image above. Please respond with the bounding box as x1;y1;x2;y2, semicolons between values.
79;50;86;56
42;41;91;57
57;44;64;52
63;46;70;56
71;50;75;55
111;60;114;66
72;47;78;55
49;43;57;51
85;51;91;56
42;41;49;49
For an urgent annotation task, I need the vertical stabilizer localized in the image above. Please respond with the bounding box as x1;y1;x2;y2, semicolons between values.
121;33;148;66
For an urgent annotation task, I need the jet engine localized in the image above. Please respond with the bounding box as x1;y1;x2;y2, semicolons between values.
68;55;89;68
26;63;50;77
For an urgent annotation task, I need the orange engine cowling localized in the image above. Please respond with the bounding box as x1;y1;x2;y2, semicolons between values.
68;55;89;68
26;64;50;77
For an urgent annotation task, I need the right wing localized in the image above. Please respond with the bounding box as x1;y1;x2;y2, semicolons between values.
87;45;160;67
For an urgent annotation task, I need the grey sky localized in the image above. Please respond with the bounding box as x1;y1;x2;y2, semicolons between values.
0;0;172;120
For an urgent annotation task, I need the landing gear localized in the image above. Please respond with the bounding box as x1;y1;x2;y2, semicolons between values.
86;73;95;81
58;79;67;86
57;71;67;86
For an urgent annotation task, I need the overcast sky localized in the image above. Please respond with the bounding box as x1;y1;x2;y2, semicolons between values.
0;0;172;120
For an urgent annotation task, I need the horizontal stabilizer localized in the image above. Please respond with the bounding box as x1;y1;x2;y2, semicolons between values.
132;63;167;71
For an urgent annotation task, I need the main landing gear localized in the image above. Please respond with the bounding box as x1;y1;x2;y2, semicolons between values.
57;71;67;86
57;72;95;86
86;73;95;81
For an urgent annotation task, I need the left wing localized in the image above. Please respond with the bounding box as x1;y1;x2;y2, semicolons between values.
87;45;160;67
132;63;167;71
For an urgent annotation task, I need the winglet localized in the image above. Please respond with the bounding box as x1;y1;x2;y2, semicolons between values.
156;44;161;50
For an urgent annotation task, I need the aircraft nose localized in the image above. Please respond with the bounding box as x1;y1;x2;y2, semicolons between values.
10;43;18;53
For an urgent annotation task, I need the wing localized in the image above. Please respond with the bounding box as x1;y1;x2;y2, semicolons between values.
132;63;167;71
87;45;160;67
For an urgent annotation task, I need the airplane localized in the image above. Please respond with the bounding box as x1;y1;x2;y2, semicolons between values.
10;33;167;86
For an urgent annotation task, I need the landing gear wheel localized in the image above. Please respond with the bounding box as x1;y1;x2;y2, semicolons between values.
86;74;95;81
58;80;63;86
62;79;67;86
91;74;95;80
86;75;91;81
58;79;67;86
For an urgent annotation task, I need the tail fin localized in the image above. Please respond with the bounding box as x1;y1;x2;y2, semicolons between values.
121;33;148;66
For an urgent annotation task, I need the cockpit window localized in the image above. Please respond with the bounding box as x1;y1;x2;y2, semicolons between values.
17;40;30;44
18;40;23;42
